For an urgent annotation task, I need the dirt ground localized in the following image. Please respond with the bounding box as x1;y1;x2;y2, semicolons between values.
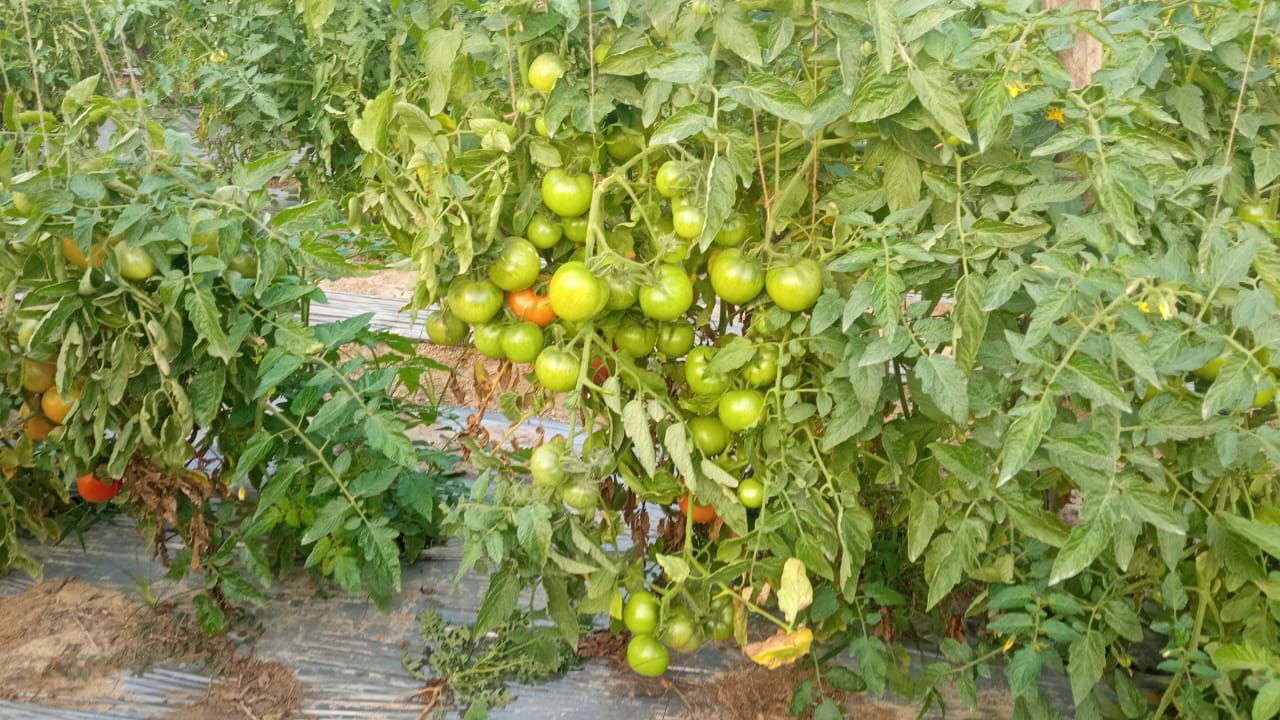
0;579;302;719
319;268;419;300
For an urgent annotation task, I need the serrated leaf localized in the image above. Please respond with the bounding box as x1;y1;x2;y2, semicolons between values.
777;557;812;624
907;496;939;562
952;273;988;372
1063;352;1130;412
648;103;709;145
849;65;916;122
473;567;521;639
721;74;812;125
232;150;294;192
1050;510;1114;585
622;399;656;476
915;354;968;424
350;88;398;153
907;65;970;143
655;553;690;583
713;10;761;65
868;0;899;73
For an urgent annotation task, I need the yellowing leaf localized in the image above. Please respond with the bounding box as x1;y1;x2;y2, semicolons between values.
744;627;814;669
778;557;812;624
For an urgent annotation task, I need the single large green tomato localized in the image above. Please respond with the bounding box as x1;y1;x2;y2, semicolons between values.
1195;353;1227;381
709;248;764;305
661;608;701;654
719;389;765;431
605;274;639;310
639;264;694;321
1239;203;1273;227
549;261;608;321
627;634;669;677
528;52;566;93
562;215;589;244
656;322;696;357
706;597;735;642
655;161;691;198
614;319;657;357
472;323;506;358
427;310;469;346
542;169;593;218
1256;372;1277;408
689;415;730;455
765;259;822;312
448;277;504;324
623;590;661;634
189;208;220;255
535;347;580;391
605;125;645;162
737;478;765;509
685;346;730;396
672;203;705;240
561;480;599;513
11;191;36;217
714;213;747;247
742;346;779;387
488;238;542;291
529;440;566;488
115;243;156;280
501;322;544;363
526;212;563;249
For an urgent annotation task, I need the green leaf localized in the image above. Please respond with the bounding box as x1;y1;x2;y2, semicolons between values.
849;637;888;695
622;399;656;476
713;10;761;65
1212;643;1275;673
971;219;1051;249
907;65;971;143
883;148;921;212
423;27;463;115
1202;357;1257;419
301;497;350;544
849;65;916;123
364;410;418;470
350;88;399;154
931;442;993;488
543;575;580;647
655;553;690;583
1253;147;1280;190
232;150;294;192
906;495;939;562
998;395;1053;485
952;273;988;372
254;350;303;398
915;354;968;424
646;51;708;84
516;503;553;565
1050;510;1114;585
868;0;900;73
648;103;709;145
547;0;580;29
664;424;697;483
1007;645;1043;697
778;557;812;625
1253;678;1280;720
1062;353;1130;412
232;432;276;484
1218;513;1280;559
193;593;226;635
473;567;521;640
721;74;813;125
812;698;843;720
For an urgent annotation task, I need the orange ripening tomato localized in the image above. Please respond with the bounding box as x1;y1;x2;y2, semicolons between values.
679;493;717;524
507;287;557;327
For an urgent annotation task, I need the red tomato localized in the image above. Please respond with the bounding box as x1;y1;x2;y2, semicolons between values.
78;473;122;503
507;287;557;326
679;493;717;523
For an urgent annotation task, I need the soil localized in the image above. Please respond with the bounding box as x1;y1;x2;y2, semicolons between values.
319;268;418;300
0;579;303;719
675;662;1016;720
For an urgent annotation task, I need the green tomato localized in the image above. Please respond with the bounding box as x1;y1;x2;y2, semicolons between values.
535;347;580;391
765;258;823;312
657;322;696;358
1256;372;1277;408
709;248;764;305
427;310;469;346
526;212;563;249
605;125;645;163
685;346;729;396
626;634;669;677
562;215;589;244
742;346;779;387
16;319;39;350
737;477;765;509
623;590;661;634
614;318;657;357
549;261;608;321
528;52;566;93
718;389;765;431
488;238;542;291
655;161;691;198
189;208;220;255
501;322;545;363
561;480;599;513
530;439;566;488
10;191;36;217
672;203;705;240
639;264;694;321
115;243;155;280
542;169;593;218
535;115;549;137
1240;203;1273;227
689;415;730;455
472;323;507;358
448;277;505;324
605;273;639;310
714;213;747;247
661;608;701;654
705;597;735;642
1195;353;1227;381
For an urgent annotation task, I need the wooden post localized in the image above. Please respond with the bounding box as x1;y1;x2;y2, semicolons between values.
1045;0;1102;88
